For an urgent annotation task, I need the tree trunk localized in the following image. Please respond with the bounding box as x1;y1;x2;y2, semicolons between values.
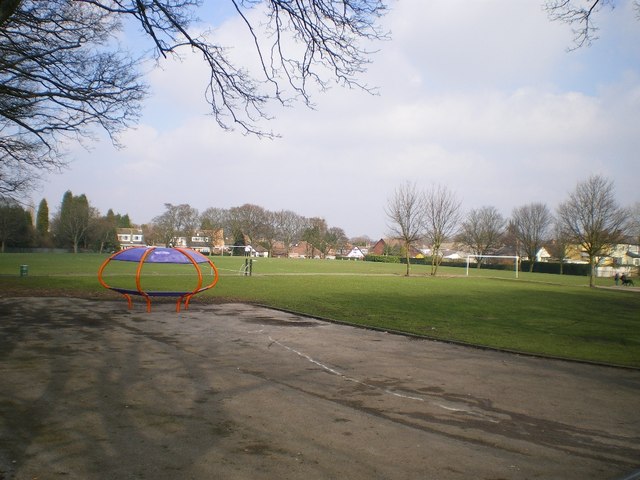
589;256;596;287
404;243;411;276
430;244;440;276
431;252;441;276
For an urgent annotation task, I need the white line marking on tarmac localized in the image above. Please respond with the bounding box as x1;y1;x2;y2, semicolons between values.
267;335;502;423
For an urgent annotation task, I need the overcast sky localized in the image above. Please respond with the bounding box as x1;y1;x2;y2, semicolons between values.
37;0;640;239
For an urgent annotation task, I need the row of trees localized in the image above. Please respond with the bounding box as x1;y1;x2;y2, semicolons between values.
0;194;351;258
149;203;351;258
1;174;636;289
0;192;131;253
386;175;637;287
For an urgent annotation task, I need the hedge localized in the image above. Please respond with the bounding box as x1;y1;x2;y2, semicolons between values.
363;255;592;276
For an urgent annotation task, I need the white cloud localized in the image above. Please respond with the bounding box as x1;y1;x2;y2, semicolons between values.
39;0;640;238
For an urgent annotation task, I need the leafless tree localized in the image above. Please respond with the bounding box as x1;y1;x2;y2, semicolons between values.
200;207;227;232
423;184;461;276
273;209;307;257
510;202;554;272
258;210;280;257
557;175;628;287
458;206;506;268
327;226;349;256
227;203;270;245
151;202;199;246
302;217;329;258
548;218;571;274
0;1;145;196
200;205;310;255
175;203;200;245
1;0;387;196
544;0;640;49
628;201;640;245
350;235;373;246
385;181;426;276
89;209;119;254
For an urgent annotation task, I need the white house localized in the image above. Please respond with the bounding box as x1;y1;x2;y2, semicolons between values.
116;228;145;249
535;247;552;262
345;246;367;259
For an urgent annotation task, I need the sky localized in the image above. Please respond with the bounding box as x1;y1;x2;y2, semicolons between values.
37;0;640;240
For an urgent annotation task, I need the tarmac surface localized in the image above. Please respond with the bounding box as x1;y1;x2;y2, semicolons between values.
0;296;639;480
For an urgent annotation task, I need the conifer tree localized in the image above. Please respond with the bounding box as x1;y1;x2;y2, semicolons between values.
35;198;49;246
53;190;92;253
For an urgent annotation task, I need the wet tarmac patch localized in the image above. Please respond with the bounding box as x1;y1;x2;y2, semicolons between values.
242;316;319;327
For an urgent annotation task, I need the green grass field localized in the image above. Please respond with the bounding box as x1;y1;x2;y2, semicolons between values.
1;253;639;367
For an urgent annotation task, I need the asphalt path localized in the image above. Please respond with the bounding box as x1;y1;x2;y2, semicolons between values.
0;297;638;479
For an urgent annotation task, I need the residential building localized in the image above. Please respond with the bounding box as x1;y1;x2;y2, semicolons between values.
345;246;368;259
116;228;145;250
172;229;224;254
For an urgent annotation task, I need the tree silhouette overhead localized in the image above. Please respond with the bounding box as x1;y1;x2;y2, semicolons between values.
0;0;387;196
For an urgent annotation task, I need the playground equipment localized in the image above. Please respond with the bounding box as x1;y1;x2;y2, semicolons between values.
98;246;219;312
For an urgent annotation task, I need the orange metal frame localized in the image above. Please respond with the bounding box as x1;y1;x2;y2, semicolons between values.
98;246;219;312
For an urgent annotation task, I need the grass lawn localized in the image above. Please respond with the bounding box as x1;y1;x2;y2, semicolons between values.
1;253;639;367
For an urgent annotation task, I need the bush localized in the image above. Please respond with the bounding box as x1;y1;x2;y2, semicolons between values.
521;261;590;276
364;254;401;263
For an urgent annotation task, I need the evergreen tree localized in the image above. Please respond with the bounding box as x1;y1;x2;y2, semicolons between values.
118;213;131;228
35;198;50;247
0;198;32;252
53;190;92;253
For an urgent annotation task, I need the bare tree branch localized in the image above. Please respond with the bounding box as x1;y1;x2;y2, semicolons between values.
0;0;147;196
543;0;635;49
557;175;628;287
458;206;506;268
510;202;553;272
385;181;426;276
1;0;387;196
423;184;461;276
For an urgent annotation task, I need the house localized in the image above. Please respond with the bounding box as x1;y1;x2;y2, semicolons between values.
370;238;421;258
535;247;552;263
116;228;145;250
609;243;640;268
172;229;224;254
288;241;322;259
595;243;640;277
431;242;471;262
270;241;289;258
441;249;466;261
253;245;269;257
345;246;368;259
269;241;339;259
370;239;383;255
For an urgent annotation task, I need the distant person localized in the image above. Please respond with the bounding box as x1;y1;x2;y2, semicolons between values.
614;272;620;286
